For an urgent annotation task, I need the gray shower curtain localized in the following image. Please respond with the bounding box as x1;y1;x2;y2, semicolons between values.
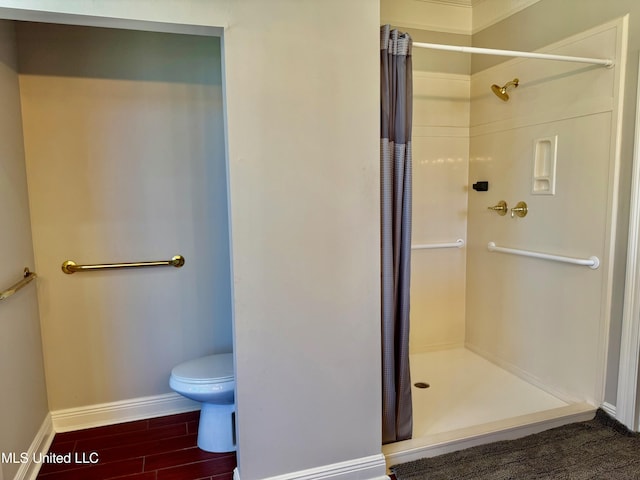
380;24;413;444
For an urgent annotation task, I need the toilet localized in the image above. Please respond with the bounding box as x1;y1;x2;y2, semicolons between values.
169;353;236;453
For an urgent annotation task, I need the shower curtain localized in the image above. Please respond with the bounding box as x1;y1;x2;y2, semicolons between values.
380;24;413;444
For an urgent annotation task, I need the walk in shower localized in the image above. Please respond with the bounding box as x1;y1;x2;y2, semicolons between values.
383;16;628;464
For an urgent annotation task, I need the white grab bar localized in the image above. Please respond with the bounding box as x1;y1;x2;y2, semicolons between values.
487;242;600;269
412;239;465;250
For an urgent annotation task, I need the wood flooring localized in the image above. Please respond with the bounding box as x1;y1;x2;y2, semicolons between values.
36;411;236;480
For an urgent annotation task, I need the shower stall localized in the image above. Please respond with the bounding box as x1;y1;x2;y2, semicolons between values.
383;16;628;464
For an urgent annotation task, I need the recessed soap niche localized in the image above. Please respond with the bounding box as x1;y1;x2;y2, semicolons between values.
532;135;558;195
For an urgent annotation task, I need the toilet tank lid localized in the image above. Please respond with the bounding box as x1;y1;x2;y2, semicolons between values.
171;353;234;383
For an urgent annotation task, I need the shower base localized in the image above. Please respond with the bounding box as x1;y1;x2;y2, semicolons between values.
382;348;596;467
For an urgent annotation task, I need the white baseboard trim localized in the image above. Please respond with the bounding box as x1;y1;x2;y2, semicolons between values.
13;413;55;480
51;392;200;433
233;454;388;480
601;401;617;418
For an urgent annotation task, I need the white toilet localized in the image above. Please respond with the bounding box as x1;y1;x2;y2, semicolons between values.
169;353;236;453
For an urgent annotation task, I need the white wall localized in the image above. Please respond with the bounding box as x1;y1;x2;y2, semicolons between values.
466;20;626;404
0;19;48;480
380;0;471;34
410;72;469;353
18;23;232;410
472;0;542;34
0;2;384;479
222;2;382;477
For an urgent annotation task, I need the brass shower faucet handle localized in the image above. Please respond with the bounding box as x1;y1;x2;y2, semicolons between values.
488;200;508;216
511;201;528;218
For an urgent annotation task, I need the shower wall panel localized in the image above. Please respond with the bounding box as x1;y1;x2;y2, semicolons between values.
466;20;626;404
17;23;232;411
410;72;469;353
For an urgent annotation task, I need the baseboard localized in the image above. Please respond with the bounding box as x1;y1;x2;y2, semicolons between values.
51;392;200;433
12;413;55;480
233;454;388;480
601;401;616;418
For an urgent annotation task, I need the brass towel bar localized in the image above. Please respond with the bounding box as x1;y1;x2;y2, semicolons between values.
0;268;37;301
61;255;185;274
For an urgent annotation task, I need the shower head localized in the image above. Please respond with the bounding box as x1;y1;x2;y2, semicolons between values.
490;78;519;101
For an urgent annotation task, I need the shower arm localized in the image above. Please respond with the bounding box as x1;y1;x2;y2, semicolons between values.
503;79;519;90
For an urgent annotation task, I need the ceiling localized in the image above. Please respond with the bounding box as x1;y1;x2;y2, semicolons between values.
381;0;542;35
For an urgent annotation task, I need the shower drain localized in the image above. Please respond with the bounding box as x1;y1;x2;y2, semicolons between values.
414;382;430;389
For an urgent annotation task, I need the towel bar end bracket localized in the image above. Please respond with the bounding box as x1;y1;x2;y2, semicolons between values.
61;260;76;274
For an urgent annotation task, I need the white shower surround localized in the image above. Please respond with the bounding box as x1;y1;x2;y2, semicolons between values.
467;17;627;405
393;16;629;462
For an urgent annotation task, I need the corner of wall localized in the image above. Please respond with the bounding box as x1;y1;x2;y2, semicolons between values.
11;413;54;480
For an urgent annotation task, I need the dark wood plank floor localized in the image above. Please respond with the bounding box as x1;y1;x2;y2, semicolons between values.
36;411;236;480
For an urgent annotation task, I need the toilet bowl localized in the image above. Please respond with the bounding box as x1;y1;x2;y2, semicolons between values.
169;353;235;453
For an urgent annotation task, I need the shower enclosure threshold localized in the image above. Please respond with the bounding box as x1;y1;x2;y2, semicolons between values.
382;402;596;468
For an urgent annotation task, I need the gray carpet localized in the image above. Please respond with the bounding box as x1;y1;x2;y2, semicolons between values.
390;410;640;479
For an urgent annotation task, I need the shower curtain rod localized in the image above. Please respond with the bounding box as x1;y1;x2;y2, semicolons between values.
412;42;614;67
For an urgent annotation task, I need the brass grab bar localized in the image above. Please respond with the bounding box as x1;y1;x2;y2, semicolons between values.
0;268;37;301
61;255;185;274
